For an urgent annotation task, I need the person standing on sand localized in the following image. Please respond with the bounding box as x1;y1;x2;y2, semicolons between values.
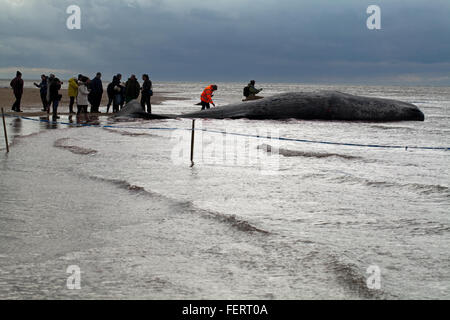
106;76;116;113
49;77;62;121
46;74;55;114
141;74;153;113
114;74;125;110
10;71;24;112
77;76;90;117
200;84;217;110
68;76;79;114
34;74;48;112
89;72;103;113
112;75;124;113
125;75;140;104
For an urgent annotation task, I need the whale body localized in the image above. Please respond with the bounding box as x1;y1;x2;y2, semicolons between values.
181;91;425;121
115;91;425;122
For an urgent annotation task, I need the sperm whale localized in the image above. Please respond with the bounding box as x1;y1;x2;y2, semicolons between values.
115;91;425;122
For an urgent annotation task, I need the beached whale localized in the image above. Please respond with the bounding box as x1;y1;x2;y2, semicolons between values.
115;91;425;121
182;91;424;121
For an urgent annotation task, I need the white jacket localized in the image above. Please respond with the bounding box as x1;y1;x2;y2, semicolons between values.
77;83;90;105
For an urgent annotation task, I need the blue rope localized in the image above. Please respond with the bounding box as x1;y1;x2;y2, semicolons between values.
4;113;450;151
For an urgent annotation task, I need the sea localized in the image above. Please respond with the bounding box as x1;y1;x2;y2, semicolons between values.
0;81;449;299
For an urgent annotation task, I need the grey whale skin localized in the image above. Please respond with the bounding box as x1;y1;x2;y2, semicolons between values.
116;91;425;121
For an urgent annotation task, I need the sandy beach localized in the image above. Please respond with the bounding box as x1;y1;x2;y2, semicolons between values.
2;0;450;307
0;87;186;115
1;82;449;300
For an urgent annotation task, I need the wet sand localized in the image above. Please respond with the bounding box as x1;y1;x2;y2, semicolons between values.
0;88;187;116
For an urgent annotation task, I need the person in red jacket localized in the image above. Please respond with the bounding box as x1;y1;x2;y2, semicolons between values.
10;71;24;112
200;84;218;110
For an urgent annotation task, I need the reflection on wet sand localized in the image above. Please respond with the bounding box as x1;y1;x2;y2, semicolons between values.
76;114;101;126
11;118;22;135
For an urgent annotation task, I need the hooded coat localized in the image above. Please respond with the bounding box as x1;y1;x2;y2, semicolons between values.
68;78;79;97
125;78;141;100
10;77;24;96
77;82;90;106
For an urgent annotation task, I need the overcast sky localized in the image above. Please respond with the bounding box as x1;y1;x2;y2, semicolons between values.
1;0;449;85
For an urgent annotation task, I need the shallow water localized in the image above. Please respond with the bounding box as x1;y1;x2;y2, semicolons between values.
0;83;449;299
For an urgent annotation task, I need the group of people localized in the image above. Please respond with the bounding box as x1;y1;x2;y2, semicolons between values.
10;70;263;119
32;73;98;120
33;74;65;119
105;73;153;114
10;71;153;120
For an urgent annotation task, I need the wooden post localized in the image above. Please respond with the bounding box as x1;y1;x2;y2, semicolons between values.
190;119;195;167
1;108;9;153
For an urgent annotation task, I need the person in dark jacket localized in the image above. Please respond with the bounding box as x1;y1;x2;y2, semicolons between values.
243;80;263;101
10;71;24;112
117;74;125;109
34;74;48;111
49;78;62;121
46;74;55;113
89;72;103;113
141;74;153;113
111;75;124;113
106;76;116;113
125;75;140;104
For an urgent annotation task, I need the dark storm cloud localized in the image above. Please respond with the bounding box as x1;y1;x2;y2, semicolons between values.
0;0;449;85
